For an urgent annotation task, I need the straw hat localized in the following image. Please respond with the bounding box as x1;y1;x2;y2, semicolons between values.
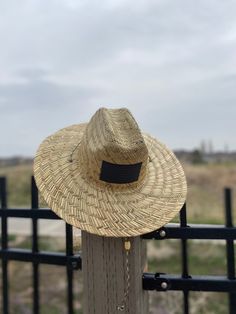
34;107;187;237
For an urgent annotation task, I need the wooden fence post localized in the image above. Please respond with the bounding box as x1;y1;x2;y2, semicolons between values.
82;231;149;314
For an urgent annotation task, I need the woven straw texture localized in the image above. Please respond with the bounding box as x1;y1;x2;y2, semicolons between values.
34;108;187;237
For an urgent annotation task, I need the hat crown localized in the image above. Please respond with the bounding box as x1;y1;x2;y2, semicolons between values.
79;108;149;186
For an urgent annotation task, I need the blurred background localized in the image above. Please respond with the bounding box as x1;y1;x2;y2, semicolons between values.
0;0;236;313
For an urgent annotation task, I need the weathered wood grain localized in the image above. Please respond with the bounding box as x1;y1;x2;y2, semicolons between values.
82;231;148;314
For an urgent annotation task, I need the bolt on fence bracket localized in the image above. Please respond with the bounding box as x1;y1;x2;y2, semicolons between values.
159;228;167;239
67;255;82;270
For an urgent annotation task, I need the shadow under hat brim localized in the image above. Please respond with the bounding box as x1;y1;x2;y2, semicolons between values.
33;123;187;237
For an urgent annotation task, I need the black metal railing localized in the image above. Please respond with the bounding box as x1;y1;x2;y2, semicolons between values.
1;176;235;313
0;177;81;314
142;189;236;314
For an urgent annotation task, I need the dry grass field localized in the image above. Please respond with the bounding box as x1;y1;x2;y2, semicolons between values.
183;162;236;224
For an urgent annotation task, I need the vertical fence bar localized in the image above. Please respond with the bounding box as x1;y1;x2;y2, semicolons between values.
0;177;9;314
224;188;236;314
180;203;189;314
31;176;39;314
66;223;74;314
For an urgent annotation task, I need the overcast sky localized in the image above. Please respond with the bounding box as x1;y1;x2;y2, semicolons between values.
0;0;236;157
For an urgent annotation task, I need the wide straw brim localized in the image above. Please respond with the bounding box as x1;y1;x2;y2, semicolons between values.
34;123;187;237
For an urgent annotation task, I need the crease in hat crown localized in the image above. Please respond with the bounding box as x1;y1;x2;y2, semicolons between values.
76;107;149;188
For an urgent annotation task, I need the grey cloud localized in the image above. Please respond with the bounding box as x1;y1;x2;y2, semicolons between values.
0;68;100;112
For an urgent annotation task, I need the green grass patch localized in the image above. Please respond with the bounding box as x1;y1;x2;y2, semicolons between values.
148;240;226;275
148;240;229;313
7;235;66;252
148;239;227;275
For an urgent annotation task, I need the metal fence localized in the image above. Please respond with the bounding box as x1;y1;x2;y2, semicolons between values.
0;176;236;314
0;177;81;314
142;188;236;314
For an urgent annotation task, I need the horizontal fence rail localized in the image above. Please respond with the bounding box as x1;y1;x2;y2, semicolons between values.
142;224;236;240
0;208;59;219
143;274;236;292
0;176;236;314
0;249;81;267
